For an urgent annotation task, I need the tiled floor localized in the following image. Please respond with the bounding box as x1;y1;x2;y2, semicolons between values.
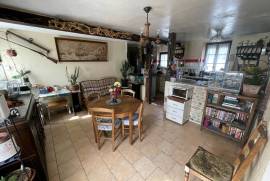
45;103;240;181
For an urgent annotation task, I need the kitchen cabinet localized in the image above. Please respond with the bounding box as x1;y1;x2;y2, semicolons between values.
0;95;47;180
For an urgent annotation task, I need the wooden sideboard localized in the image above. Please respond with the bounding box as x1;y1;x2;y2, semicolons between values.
0;95;47;181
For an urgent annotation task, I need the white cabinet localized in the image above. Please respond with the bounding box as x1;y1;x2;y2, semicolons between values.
166;97;191;125
164;81;207;125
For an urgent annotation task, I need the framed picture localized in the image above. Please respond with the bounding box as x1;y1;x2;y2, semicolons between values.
55;37;107;62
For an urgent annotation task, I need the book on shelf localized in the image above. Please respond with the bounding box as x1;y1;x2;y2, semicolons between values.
205;107;247;123
204;118;244;140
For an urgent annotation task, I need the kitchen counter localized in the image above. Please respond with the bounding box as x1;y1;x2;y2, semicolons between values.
0;93;47;180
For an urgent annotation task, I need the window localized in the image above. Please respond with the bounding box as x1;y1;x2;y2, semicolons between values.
159;52;168;68
204;42;231;72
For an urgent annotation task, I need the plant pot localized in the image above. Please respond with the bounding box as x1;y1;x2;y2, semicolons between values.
23;77;30;83
121;79;128;87
69;84;79;91
242;84;261;97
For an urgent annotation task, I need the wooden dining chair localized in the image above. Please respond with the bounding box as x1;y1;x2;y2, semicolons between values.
122;102;144;141
90;107;122;151
121;89;135;98
184;122;268;181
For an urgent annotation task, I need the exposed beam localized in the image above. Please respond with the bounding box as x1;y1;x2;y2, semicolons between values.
0;6;141;41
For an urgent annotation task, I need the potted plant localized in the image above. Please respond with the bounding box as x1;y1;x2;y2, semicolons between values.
120;61;134;87
12;69;31;83
242;66;266;96
66;66;80;91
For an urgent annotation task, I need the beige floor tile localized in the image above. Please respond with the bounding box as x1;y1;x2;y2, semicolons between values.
110;159;136;181
56;148;77;164
139;142;160;160
58;157;82;180
76;144;98;161
46;150;56;163
129;173;144;181
86;163;113;181
146;168;172;181
81;154;106;174
49;174;60;181
134;156;156;179
63;170;88;181
47;160;58;178
153;152;176;173
72;136;91;149
167;163;185;181
171;148;189;165
54;139;73;153
158;140;175;156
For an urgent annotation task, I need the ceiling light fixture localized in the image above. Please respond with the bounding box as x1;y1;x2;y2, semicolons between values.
140;6;161;45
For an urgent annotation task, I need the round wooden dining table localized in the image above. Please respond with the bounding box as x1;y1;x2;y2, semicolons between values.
87;95;141;144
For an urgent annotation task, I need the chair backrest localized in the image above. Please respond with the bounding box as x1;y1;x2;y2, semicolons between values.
232;122;268;181
89;107;115;125
121;89;135;98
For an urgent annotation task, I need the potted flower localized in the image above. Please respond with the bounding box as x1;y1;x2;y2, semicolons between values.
66;66;80;91
120;61;134;87
12;69;31;83
242;66;266;96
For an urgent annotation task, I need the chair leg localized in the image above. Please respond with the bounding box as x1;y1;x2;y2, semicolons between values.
121;123;125;139
139;123;143;141
97;131;101;150
184;166;190;181
112;130;115;152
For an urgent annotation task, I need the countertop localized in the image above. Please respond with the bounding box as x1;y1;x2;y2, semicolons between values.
172;79;208;87
0;94;33;128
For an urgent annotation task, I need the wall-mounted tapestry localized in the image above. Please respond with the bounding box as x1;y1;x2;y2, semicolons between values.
55;38;107;62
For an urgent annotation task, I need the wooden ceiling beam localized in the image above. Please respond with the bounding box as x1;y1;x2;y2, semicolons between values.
0;7;141;41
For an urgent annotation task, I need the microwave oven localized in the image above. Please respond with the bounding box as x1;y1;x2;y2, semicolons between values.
172;87;192;100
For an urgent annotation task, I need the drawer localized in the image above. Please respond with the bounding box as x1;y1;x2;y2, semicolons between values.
167;99;184;110
167;104;184;112
166;108;183;117
166;113;183;123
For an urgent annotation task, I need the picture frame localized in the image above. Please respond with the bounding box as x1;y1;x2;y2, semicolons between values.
55;37;107;62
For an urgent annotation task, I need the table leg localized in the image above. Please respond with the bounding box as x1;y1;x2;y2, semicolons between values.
129;112;133;145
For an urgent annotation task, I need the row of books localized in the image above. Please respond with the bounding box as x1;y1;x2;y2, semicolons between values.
205;107;247;122
205;119;244;140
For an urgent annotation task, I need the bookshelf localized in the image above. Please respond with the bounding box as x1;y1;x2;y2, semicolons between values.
201;90;257;145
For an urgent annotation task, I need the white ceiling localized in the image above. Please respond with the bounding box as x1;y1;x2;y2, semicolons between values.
1;0;270;41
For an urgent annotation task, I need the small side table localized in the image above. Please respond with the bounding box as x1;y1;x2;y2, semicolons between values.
71;90;81;114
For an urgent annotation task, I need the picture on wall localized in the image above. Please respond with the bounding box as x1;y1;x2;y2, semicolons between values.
55;38;107;62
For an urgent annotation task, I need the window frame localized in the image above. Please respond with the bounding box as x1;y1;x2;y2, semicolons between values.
204;41;232;72
159;52;168;68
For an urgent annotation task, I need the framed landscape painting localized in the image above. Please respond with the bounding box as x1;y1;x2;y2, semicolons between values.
55;38;107;62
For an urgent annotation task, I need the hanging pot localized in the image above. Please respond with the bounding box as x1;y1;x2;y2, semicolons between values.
6;49;17;57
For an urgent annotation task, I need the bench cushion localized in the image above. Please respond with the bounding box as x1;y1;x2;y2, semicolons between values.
187;146;234;181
